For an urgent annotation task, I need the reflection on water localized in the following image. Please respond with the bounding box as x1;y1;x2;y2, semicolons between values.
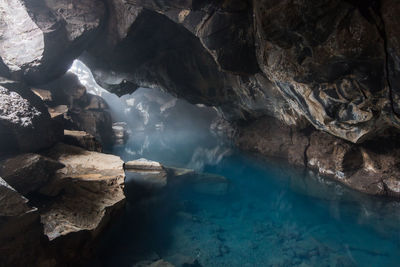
97;99;400;266
95;152;400;267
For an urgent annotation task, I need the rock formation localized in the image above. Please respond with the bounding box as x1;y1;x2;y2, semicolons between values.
1;0;400;264
237;116;400;197
0;144;126;266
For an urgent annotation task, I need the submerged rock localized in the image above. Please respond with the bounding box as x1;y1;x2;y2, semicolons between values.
167;167;230;196
126;170;167;190
190;173;230;196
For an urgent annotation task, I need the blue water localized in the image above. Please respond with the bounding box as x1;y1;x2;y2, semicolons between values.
95;97;400;267
98;141;400;267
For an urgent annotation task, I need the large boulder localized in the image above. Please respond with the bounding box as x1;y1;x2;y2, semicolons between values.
0;0;105;84
0;80;62;154
40;143;125;241
0;153;64;195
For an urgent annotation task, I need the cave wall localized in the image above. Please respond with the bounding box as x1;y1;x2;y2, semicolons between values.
2;0;397;144
1;0;400;192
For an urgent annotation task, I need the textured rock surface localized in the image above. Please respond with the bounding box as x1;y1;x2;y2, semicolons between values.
0;177;43;267
0;143;127;266
237;116;400;196
125;158;164;171
0;153;64;195
1;0;400;200
74;0;400;143
0;80;62;154
63;129;102;152
38;72;115;146
0;0;105;84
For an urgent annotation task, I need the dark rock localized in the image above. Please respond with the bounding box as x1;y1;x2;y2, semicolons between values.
39;72;115;146
0;0;105;84
253;0;389;143
0;176;35;216
0;80;62;154
0;153;64;195
0;177;43;267
236;116;310;167
63;130;102;152
69;109;114;146
381;0;400;117
237;116;400;196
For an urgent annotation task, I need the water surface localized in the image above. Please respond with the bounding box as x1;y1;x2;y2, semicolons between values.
97;130;400;267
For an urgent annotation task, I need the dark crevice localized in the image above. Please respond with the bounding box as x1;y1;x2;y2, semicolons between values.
376;5;399;117
303;134;311;173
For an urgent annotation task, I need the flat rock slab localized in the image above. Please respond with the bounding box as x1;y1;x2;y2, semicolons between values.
41;143;125;241
125;158;164;171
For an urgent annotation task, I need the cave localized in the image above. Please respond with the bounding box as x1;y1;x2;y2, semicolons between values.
0;1;400;266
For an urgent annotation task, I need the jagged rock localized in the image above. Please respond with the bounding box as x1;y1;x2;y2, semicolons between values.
48;105;69;119
0;0;105;84
84;94;109;110
0;177;43;267
382;0;400;117
69;109;114;146
307;131;400;197
253;0;389;143
31;88;53;102
0;153;64;195
40;143;125;241
0;177;35;216
0;80;62;154
63;130;102;152
237;116;400;196
125;158;164;171
39;72;115;146
236;116;310;167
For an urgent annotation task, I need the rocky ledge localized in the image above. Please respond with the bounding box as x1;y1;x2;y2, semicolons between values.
237;116;400;197
0;143;125;266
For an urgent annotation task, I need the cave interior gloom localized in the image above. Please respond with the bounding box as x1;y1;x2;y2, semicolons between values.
0;0;400;267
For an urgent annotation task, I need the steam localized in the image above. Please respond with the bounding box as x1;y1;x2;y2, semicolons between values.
69;60;232;170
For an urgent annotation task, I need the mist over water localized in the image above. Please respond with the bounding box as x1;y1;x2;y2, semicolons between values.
70;61;400;267
70;60;231;170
